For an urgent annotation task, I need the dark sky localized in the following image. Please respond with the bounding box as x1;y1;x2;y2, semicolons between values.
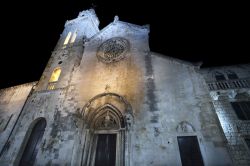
0;1;249;89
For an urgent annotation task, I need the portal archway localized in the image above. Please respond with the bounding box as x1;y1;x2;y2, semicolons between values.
81;93;133;166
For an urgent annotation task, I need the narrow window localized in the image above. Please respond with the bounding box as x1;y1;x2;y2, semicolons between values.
177;136;204;166
64;32;72;45
215;72;226;81
49;68;61;82
70;31;77;43
19;118;46;166
227;71;238;80
231;101;250;120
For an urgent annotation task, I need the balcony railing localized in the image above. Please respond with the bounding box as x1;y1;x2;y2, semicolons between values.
47;82;57;90
207;78;250;91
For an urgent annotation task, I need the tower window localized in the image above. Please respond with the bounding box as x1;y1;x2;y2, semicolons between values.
70;31;77;43
231;101;250;120
64;32;72;45
49;68;61;82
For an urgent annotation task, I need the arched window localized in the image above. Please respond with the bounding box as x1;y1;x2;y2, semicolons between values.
47;68;61;90
70;31;77;43
19;118;46;166
63;32;72;45
215;71;226;81
226;71;238;80
49;68;61;82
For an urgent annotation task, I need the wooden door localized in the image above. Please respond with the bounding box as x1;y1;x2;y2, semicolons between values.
94;134;117;166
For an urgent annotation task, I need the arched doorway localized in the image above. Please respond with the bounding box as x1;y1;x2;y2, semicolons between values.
19;118;46;166
90;105;124;166
80;93;133;166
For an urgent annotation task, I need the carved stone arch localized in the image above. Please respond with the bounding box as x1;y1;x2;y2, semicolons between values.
82;93;133;129
90;104;125;130
85;104;126;130
81;93;133;115
80;93;133;166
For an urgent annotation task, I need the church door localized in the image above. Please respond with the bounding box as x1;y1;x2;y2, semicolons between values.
19;118;46;166
94;134;117;166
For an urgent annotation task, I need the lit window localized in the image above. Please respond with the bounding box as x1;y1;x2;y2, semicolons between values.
64;32;72;45
47;84;55;90
70;31;77;43
49;68;61;82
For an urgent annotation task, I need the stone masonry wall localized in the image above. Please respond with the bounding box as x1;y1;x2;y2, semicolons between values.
0;82;36;157
0;9;237;165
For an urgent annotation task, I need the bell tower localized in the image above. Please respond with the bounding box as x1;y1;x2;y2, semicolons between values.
35;9;100;91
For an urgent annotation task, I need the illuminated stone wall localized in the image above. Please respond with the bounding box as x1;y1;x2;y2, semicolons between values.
35;9;100;91
0;9;235;166
0;82;35;157
201;65;250;166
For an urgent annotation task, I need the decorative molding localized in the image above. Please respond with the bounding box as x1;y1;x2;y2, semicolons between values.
210;91;220;100
79;93;133;166
228;90;237;99
94;108;120;130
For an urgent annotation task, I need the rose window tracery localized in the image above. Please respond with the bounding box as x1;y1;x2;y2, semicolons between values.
96;37;129;63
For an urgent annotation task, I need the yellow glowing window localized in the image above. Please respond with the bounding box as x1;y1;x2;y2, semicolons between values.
70;31;77;43
49;68;61;82
64;32;72;45
47;84;55;90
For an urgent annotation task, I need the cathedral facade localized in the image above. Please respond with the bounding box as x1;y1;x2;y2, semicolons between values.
0;9;249;166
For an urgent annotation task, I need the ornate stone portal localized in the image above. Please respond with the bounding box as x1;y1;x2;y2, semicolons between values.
96;37;130;63
79;93;133;166
94;108;120;130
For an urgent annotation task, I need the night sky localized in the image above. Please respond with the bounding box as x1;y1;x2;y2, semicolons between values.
0;1;249;89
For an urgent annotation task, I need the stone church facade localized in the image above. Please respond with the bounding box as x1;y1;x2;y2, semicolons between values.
0;9;249;166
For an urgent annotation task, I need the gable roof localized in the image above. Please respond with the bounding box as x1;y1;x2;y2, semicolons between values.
85;16;149;43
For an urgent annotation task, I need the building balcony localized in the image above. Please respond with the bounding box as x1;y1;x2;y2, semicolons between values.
207;78;250;91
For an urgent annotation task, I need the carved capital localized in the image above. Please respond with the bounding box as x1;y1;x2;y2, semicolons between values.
125;114;133;130
228;90;237;99
210;91;220;100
